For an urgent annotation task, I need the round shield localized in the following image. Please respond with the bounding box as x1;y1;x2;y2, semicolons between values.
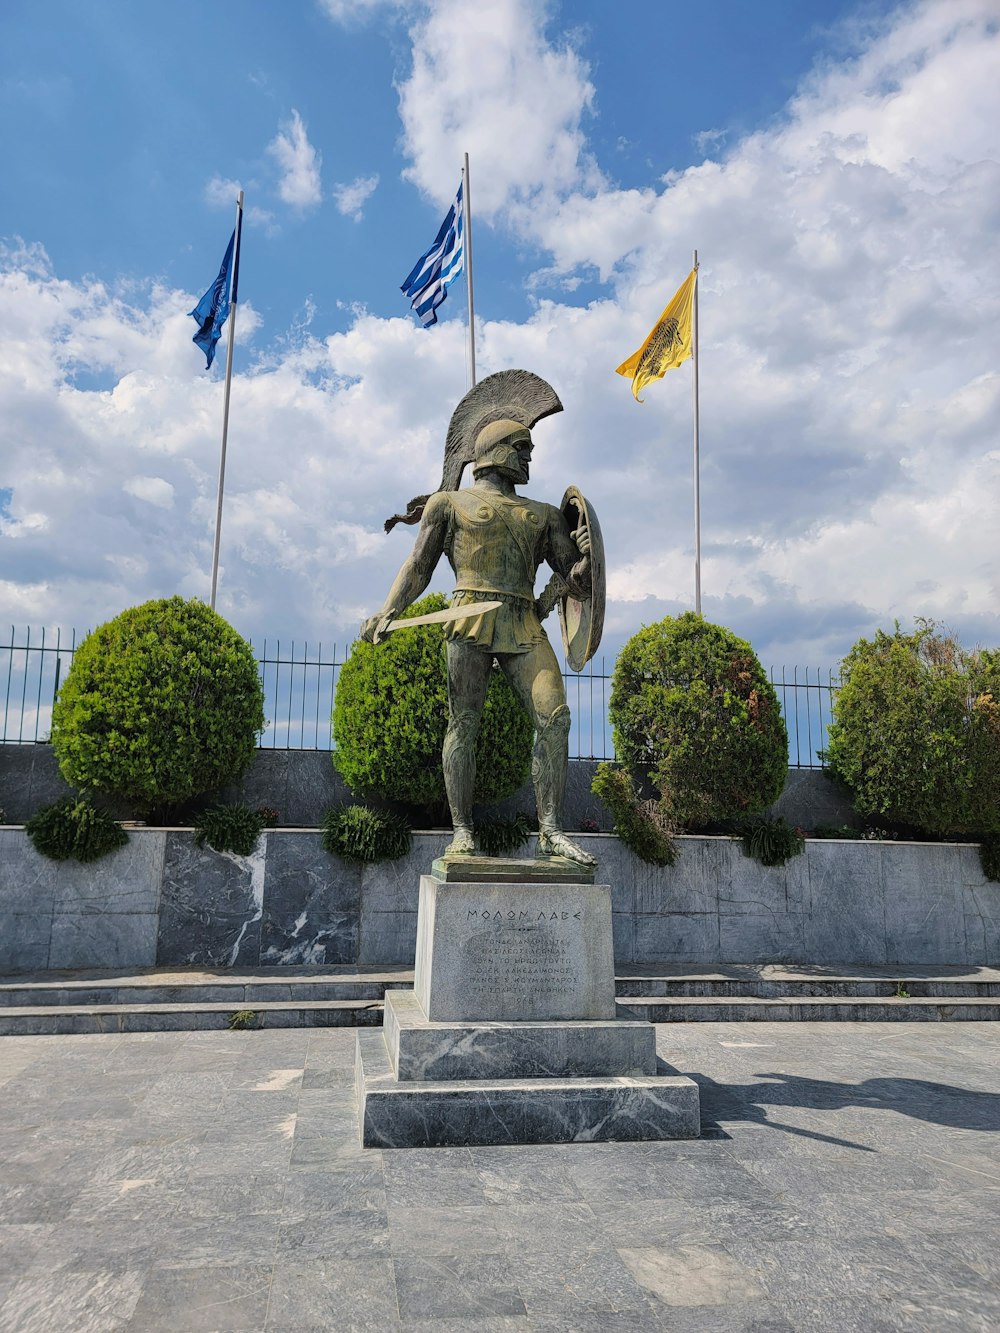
558;485;606;672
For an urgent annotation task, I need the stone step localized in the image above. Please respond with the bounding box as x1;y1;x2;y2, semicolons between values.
0;968;414;1008
2;966;998;1032
617;977;1000;999
0;998;387;1036
620;996;1000;1022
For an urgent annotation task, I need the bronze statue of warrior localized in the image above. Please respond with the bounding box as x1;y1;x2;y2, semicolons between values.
362;370;605;866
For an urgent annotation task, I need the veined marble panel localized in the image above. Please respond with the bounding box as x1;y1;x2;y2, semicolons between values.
804;841;887;964
49;912;158;969
882;843;968;963
51;833;165;915
260;831;360;965
0;910;52;971
156;832;264;966
0;827;58;913
719;849;808;962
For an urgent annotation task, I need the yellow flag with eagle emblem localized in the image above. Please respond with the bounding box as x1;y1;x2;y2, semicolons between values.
616;266;697;401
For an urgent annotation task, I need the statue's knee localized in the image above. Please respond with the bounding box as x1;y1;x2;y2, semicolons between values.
446;707;481;745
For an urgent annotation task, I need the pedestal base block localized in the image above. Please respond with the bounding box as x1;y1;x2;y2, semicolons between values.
415;875;617;1022
357;867;702;1147
385;988;657;1081
356;1029;700;1148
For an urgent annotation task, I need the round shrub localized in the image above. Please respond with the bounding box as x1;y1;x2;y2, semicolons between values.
52;596;265;814
332;593;533;815
608;612;788;827
826;622;1000;839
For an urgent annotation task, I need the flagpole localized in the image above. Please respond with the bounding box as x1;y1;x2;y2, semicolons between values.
209;189;243;612
462;152;477;388
691;248;701;615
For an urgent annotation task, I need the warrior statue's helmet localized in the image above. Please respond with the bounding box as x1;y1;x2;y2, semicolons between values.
471;419;531;478
383;370;562;532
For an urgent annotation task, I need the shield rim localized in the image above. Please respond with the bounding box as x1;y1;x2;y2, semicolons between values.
557;484;606;672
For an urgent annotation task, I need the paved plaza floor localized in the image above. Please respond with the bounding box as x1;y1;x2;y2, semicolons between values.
1;1021;998;1332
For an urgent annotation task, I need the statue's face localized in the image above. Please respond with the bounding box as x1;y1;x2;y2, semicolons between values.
508;437;533;484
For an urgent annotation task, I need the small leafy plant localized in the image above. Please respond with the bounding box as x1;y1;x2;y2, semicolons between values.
25;797;129;864
980;834;1000;883
256;807;280;828
591;764;678;867
475;813;533;858
322;804;412;864
811;823;859;840
740;815;805;867
194;804;265;856
228;1009;258;1030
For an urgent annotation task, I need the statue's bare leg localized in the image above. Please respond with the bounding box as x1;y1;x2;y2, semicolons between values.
442;640;492;856
500;642;597;867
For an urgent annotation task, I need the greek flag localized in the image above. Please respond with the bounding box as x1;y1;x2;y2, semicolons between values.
400;181;464;327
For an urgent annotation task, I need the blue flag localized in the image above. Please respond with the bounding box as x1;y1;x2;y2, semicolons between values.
401;181;464;327
190;230;235;368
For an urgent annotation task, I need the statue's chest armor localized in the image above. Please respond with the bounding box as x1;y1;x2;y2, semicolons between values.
446;492;548;594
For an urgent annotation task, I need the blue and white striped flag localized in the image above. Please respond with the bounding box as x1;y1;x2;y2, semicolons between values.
400;181;464;327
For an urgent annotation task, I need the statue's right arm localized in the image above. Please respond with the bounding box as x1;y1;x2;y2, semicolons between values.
360;493;450;642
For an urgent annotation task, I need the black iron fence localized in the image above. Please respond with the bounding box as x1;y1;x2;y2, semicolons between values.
1;626;837;768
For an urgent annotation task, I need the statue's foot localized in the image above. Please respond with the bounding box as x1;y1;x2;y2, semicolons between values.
538;829;597;867
444;825;476;857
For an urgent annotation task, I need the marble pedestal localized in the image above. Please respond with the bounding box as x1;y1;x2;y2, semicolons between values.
356;859;700;1148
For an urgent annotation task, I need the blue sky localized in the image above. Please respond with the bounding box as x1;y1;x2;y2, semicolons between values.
1;0;998;674
3;0;895;341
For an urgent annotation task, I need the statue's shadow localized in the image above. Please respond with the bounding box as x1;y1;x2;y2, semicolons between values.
691;1069;1000;1150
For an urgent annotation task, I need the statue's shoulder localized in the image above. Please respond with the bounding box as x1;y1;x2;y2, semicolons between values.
535;498;567;529
422;491;456;523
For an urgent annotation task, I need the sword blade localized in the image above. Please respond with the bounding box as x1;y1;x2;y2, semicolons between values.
384;600;504;633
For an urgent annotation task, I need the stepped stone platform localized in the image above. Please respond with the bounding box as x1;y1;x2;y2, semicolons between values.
356;860;701;1147
1;963;998;1034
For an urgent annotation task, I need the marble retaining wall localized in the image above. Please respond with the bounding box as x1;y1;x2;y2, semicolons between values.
0;744;855;830
1;829;996;973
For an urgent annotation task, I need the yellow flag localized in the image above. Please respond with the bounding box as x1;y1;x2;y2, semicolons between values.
616;267;697;402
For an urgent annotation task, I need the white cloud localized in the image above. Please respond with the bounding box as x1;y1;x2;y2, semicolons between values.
2;0;1000;676
123;476;175;508
204;175;243;209
333;173;379;221
394;0;600;217
317;0;404;21
268;110;322;209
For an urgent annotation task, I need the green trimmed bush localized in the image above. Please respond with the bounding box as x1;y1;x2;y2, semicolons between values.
322;804;412;864
591;764;677;866
194;804;265;856
825;622;1000;846
332;593;533;817
51;596;265;816
607;612;787;828
26;797;128;863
